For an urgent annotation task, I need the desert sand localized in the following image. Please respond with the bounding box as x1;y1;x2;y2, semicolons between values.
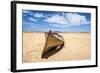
23;32;91;63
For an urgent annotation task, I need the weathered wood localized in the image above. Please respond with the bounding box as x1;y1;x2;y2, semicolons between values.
41;31;64;59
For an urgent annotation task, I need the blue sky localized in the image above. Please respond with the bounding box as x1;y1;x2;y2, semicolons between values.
22;10;91;32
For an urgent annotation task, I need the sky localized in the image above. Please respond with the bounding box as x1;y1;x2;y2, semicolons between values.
22;10;91;32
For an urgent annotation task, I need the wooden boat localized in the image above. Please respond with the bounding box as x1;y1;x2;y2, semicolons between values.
41;30;64;59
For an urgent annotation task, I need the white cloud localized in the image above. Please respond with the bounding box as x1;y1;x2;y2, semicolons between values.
23;10;31;13
80;16;90;24
29;17;37;22
45;15;68;24
23;10;44;17
44;13;90;27
34;13;44;17
23;10;34;16
64;13;90;25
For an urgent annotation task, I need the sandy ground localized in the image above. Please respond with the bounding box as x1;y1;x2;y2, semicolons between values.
23;32;91;63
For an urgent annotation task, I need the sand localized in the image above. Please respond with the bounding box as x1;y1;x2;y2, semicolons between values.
23;32;91;63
